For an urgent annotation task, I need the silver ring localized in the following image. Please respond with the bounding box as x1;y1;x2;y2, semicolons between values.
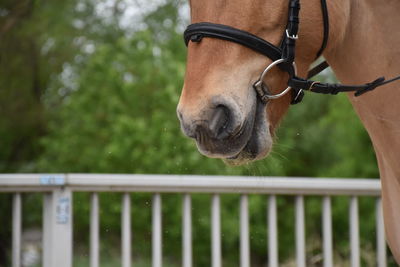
254;59;297;100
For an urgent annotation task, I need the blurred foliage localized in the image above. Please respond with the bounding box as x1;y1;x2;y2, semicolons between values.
1;0;391;266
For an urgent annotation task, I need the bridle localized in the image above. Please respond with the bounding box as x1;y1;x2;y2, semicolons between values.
183;0;400;105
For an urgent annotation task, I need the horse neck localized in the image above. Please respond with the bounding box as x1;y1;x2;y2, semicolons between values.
325;0;400;82
324;0;400;261
324;0;400;151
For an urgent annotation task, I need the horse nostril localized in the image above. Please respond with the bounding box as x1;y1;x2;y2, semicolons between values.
209;105;230;139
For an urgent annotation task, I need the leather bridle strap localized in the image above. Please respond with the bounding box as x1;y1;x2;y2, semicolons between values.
184;0;326;79
306;0;330;79
291;74;400;96
288;76;386;96
184;22;295;75
315;0;329;59
307;61;329;79
184;23;282;62
183;0;400;104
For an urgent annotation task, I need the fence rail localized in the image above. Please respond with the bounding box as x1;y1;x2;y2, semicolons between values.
0;174;387;267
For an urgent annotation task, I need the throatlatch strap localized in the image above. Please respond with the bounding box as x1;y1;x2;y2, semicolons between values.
307;61;330;79
305;0;330;79
316;0;329;59
304;0;330;79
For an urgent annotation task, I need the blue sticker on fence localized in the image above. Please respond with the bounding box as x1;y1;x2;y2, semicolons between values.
40;175;65;185
56;197;70;224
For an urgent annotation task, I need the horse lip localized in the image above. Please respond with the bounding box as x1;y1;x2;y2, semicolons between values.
194;109;256;158
230;122;247;139
223;98;268;164
197;122;253;158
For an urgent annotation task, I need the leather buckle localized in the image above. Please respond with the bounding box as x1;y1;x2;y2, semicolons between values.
286;29;298;40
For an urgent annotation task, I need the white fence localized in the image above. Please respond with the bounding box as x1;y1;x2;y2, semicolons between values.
0;174;387;267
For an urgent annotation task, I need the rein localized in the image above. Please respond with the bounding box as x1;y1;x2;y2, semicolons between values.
183;0;400;105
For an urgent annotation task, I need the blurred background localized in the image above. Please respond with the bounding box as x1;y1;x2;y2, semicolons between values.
0;0;393;266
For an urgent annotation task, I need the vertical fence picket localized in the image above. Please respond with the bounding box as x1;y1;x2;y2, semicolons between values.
182;194;192;267
240;194;250;267
268;195;278;267
122;193;131;267
211;194;221;267
376;197;387;267
90;193;99;267
42;193;52;267
349;196;360;267
152;193;162;267
12;193;21;267
322;196;333;267
295;195;306;267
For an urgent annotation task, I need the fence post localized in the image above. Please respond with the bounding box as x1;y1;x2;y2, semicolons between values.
42;188;73;267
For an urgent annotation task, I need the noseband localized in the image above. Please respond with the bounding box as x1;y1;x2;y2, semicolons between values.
184;0;400;105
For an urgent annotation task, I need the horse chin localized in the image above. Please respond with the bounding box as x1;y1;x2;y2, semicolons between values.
223;100;273;166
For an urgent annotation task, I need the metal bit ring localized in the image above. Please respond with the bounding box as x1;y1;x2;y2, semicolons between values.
254;59;297;101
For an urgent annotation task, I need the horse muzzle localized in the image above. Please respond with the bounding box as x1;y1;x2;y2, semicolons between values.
177;96;256;158
177;93;272;164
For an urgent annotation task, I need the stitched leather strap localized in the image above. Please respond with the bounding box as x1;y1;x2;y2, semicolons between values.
316;0;329;59
307;61;330;79
184;23;282;62
288;76;387;96
282;0;300;65
281;0;304;103
305;0;330;79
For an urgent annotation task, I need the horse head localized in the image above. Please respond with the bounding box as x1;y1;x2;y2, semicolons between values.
177;0;330;165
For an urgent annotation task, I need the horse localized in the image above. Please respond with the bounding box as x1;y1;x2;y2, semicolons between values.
176;0;400;263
